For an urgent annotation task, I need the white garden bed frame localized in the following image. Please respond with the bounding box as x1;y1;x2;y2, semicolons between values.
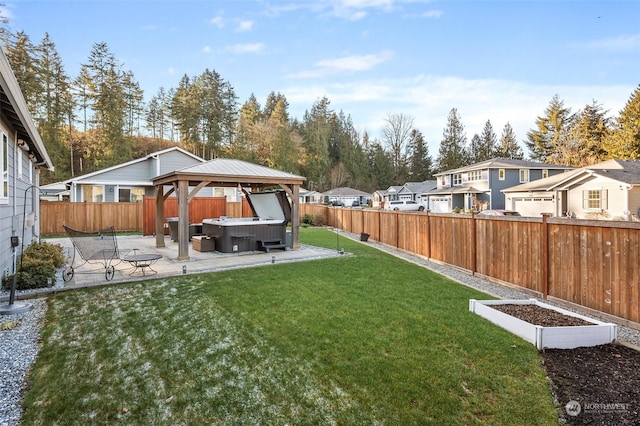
469;299;617;350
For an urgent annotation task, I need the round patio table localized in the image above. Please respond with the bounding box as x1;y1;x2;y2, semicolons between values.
122;253;162;276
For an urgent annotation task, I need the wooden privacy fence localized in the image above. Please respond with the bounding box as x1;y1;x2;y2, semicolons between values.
41;202;144;235
40;197;251;236
302;204;640;327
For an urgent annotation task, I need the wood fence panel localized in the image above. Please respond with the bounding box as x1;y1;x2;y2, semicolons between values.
41;202;143;235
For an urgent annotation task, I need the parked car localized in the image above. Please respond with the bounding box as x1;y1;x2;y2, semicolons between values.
351;200;360;207
386;200;425;212
477;209;521;216
328;200;344;207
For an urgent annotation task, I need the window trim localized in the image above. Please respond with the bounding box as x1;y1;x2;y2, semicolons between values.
452;173;462;186
583;189;608;210
498;169;505;180
519;169;530;183
0;133;8;202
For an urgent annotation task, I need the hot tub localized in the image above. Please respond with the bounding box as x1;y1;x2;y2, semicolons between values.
202;191;290;253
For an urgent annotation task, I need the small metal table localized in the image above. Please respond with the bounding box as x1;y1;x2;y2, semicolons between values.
122;253;162;276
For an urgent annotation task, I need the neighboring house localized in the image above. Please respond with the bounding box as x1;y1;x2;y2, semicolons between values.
40;182;69;202
0;47;54;280
426;158;572;213
299;188;322;204
503;159;640;220
398;181;437;208
322;187;371;207
63;146;241;202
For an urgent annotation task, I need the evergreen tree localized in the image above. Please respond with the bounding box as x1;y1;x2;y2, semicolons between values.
525;94;572;163
2;31;40;107
567;101;610;166
476;120;498;161
300;97;332;191
35;33;74;183
367;141;394;190
468;134;482;163
604;85;640;159
496;122;524;159
232;94;262;162
437;108;468;172
407;129;433;181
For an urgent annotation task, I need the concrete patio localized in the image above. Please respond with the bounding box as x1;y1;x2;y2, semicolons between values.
2;234;342;300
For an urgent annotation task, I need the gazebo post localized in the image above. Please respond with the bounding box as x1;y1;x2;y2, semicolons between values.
155;185;166;248
177;179;190;260
291;184;300;249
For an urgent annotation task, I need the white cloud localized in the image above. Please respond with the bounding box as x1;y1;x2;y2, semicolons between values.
210;15;224;28
226;43;266;54
421;10;443;19
236;20;254;32
584;34;640;51
202;46;212;54
288;51;393;78
282;74;634;154
167;67;176;76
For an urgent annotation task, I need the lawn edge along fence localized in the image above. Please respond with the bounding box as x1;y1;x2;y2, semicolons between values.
302;204;640;329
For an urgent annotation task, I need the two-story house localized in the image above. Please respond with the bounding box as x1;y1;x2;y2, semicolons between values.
426;158;572;213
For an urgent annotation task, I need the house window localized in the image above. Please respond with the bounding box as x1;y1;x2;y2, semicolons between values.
498;169;505;180
1;133;7;200
119;187;144;202
519;169;530;183
468;170;482;181
453;173;462;186
440;176;446;186
542;169;548;179
83;185;104;202
583;189;608;210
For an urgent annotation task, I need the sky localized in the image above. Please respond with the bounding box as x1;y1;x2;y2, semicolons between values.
1;0;639;157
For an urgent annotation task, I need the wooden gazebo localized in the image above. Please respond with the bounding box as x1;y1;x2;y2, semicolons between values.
151;159;306;260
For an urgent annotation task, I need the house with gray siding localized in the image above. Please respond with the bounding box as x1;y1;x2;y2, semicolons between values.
322;187;371;207
426;158;572;213
63;147;236;202
397;181;437;208
503;159;640;220
0;47;53;282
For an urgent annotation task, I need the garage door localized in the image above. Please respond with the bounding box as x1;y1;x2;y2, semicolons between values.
430;197;450;213
513;197;554;217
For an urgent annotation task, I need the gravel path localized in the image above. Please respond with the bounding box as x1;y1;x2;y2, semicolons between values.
1;235;639;425
0;300;46;426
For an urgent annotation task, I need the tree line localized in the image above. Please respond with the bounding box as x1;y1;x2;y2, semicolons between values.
1;24;639;193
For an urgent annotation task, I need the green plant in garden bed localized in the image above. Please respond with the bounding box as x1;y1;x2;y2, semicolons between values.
22;228;558;425
1;241;64;291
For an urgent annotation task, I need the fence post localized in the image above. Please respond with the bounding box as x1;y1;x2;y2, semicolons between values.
471;211;477;276
426;210;431;259
541;213;551;299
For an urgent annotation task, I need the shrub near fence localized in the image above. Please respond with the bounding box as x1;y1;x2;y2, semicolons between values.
301;204;640;328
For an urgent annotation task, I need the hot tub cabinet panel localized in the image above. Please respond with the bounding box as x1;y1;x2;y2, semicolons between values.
202;218;286;253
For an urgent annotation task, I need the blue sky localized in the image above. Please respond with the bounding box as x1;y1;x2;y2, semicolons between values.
2;0;639;156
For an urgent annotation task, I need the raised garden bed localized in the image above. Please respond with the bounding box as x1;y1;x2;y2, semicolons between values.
469;299;617;350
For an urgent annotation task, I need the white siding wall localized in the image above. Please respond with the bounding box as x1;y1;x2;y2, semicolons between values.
567;176;628;220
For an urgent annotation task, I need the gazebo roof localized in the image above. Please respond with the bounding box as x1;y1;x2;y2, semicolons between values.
152;158;305;188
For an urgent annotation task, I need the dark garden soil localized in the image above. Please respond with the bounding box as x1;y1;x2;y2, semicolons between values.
494;304;640;425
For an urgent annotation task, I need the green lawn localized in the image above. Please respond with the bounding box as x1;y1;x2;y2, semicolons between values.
22;228;558;425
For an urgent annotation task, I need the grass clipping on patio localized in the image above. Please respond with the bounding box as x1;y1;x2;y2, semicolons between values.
23;228;558;425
